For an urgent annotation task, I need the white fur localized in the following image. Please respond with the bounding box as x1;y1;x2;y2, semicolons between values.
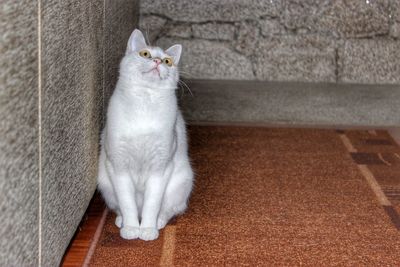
97;29;193;241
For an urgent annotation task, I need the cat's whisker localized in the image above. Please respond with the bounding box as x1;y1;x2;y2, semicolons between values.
178;79;194;97
178;70;196;79
178;68;194;74
179;70;194;75
177;83;185;99
143;25;151;46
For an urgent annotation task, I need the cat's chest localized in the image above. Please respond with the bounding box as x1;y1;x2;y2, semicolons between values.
124;101;175;129
118;112;173;139
106;90;177;162
111;114;175;154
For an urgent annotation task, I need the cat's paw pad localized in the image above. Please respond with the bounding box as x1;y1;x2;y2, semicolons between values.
115;216;122;228
139;227;159;241
120;226;140;240
157;217;168;230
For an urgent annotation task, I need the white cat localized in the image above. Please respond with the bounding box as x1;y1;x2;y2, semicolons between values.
97;29;193;241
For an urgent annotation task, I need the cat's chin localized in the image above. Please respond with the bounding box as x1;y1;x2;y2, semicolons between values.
149;69;162;79
142;72;170;82
141;69;158;77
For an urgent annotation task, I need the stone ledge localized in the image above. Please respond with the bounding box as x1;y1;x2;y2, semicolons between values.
179;80;400;127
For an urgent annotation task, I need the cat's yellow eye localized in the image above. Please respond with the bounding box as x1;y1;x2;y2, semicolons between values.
163;57;173;67
139;50;151;58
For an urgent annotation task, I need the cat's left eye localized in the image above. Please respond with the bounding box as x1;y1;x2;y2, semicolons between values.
139;50;151;58
163;57;173;67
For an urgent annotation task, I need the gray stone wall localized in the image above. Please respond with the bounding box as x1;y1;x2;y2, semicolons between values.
140;0;400;84
0;1;139;266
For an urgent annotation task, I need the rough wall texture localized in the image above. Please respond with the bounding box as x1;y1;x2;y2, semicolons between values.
0;1;139;266
140;0;400;84
0;1;39;266
42;2;139;266
41;2;104;266
104;1;141;110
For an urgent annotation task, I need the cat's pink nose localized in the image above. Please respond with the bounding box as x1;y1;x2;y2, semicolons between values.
153;58;161;65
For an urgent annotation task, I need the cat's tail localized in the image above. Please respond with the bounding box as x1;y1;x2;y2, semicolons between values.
97;147;119;212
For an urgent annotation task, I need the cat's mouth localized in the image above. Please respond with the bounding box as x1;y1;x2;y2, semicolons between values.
143;67;161;78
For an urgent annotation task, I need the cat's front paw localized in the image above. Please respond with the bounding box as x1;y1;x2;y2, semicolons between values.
120;226;140;240
139;227;159;241
115;215;122;228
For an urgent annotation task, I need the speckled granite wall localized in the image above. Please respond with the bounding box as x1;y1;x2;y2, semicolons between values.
0;1;139;266
140;0;400;84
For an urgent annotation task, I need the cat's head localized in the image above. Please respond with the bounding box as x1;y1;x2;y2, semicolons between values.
121;29;182;88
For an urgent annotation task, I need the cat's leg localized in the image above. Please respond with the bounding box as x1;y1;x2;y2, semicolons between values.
139;166;173;241
108;163;140;239
157;162;193;230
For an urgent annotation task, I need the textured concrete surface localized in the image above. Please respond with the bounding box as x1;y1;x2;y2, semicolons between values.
390;22;400;38
179;80;400;127
392;0;400;21
104;0;140;112
165;24;192;39
41;2;104;266
0;1;38;266
318;0;390;38
192;23;235;41
339;39;400;84
141;0;281;22
141;0;399;84
254;36;337;82
234;21;260;56
157;38;255;80
1;1;139;266
139;15;166;45
281;0;329;31
41;1;139;266
260;19;286;37
282;0;390;37
391;1;400;38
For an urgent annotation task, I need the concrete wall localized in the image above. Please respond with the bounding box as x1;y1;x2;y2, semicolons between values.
0;1;39;266
140;0;400;84
0;1;139;266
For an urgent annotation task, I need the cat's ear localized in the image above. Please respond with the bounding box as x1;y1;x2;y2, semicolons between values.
166;44;182;65
127;29;147;52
